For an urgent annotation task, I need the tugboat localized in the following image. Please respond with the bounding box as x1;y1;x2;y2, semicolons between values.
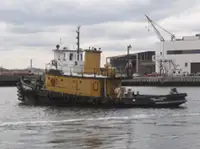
16;27;187;108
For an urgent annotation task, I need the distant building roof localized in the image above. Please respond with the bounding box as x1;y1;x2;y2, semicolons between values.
53;49;84;53
107;50;155;59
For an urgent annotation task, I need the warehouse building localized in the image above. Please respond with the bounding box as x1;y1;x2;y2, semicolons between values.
155;34;200;75
107;51;155;75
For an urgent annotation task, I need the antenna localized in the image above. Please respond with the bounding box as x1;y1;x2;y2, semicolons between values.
76;26;80;52
76;26;80;60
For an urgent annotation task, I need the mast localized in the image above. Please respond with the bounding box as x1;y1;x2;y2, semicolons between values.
76;26;80;60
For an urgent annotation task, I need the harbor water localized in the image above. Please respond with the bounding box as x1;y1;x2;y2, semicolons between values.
0;87;200;149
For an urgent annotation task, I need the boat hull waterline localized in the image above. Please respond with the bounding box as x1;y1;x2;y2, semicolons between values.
16;80;187;108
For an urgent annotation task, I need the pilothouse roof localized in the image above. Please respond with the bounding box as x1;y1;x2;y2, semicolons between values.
52;44;83;53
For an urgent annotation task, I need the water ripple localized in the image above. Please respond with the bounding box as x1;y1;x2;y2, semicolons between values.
0;87;200;149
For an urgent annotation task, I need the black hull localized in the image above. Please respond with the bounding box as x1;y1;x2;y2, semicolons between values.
16;81;188;109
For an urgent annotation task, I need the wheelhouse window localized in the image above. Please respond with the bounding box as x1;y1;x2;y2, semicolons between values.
80;53;83;60
77;54;79;61
63;53;66;61
69;53;73;60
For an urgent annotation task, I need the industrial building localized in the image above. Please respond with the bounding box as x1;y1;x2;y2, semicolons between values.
155;34;200;75
107;51;155;74
107;15;200;76
145;15;200;76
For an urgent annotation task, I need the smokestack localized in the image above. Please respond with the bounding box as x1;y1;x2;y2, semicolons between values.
30;59;32;69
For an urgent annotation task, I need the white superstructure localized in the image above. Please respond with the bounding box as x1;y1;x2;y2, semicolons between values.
45;26;85;74
154;34;200;75
52;47;84;73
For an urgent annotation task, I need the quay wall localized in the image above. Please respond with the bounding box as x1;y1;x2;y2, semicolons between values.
0;74;38;87
121;76;200;86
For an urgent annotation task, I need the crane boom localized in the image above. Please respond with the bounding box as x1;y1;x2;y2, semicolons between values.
145;15;165;42
145;15;175;41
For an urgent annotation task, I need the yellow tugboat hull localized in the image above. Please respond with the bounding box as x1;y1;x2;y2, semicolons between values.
45;74;121;98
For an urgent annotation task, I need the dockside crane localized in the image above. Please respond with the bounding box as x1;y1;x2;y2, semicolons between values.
145;15;175;41
145;15;178;75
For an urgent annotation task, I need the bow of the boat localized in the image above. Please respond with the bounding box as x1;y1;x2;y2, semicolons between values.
151;93;188;108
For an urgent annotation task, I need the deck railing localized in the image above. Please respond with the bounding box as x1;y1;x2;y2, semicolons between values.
67;67;127;78
46;66;129;78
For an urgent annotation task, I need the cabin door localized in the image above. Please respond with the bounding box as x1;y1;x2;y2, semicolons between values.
75;80;80;91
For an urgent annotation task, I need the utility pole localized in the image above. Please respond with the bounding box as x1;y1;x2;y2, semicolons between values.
127;45;132;55
76;26;80;60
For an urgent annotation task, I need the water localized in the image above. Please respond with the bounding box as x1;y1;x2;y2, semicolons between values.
0;87;200;149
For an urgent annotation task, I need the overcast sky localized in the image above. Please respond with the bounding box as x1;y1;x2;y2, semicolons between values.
0;0;199;69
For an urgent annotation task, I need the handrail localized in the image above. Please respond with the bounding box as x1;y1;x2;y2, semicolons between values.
45;64;200;79
46;65;129;78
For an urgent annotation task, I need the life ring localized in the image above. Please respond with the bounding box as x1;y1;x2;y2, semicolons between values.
93;81;98;91
51;60;57;66
114;87;120;94
50;78;56;87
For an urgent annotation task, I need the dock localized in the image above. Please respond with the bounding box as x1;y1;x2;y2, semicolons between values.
0;74;38;87
121;76;200;86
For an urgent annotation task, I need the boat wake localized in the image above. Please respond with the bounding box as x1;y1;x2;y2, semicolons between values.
0;114;153;127
172;112;200;117
1;112;199;128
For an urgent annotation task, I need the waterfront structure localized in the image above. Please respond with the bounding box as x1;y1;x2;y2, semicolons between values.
107;51;155;75
145;15;200;76
154;34;200;75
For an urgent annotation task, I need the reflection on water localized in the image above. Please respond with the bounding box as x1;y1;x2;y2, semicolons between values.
0;87;200;149
84;138;103;149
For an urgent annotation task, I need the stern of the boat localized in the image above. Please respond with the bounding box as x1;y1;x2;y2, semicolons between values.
16;79;25;102
16;78;35;103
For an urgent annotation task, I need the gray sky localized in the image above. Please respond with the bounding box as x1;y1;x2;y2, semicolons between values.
0;0;199;68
